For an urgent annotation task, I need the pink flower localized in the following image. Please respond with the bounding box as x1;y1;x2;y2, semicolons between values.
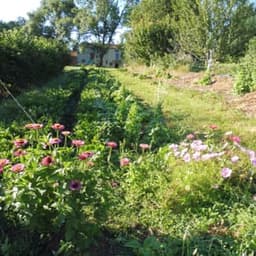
14;138;28;148
41;156;54;166
183;153;191;162
186;133;195;140
120;158;130;167
25;123;43;129
192;151;201;161
72;140;85;147
221;167;232;178
229;135;241;144
78;151;94;160
11;163;25;173
0;159;10;168
0;167;3;174
13;149;27;157
52;123;65;131
209;124;218;129
106;141;118;149
139;143;150;150
69;180;82;191
231;155;239;163
49;138;61;145
61;131;71;136
251;158;256;166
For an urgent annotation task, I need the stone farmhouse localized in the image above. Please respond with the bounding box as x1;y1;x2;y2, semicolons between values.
70;43;122;67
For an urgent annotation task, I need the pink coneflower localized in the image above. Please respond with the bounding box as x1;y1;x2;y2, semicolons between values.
13;149;27;157
49;138;61;145
106;141;118;149
209;124;218;129
69;180;82;191
72;140;85;147
0;159;10;168
120;157;130;167
78;151;94;160
11;163;25;173
61;131;71;136
221;167;232;178
52;123;65;131
139;143;150;150
186;133;195;140
25;123;43;129
229;135;241;144
41;156;54;166
14;138;28;148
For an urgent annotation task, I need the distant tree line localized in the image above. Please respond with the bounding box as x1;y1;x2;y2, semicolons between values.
0;29;68;95
125;0;256;67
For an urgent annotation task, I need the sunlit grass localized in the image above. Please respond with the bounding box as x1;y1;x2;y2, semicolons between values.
108;68;256;148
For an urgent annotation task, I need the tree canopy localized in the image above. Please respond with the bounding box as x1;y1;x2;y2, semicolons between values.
125;0;256;65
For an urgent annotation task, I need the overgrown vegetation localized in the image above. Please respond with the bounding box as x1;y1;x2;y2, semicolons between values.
234;37;256;94
0;29;68;95
1;67;256;255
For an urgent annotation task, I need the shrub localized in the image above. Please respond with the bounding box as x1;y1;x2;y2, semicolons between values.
234;37;256;94
0;29;68;95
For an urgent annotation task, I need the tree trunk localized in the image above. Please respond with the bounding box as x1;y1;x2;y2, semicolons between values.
207;49;213;71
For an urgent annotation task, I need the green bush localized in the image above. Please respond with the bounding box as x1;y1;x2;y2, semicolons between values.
234;37;256;94
0;29;68;95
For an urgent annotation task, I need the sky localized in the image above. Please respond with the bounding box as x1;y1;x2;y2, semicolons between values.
0;0;41;21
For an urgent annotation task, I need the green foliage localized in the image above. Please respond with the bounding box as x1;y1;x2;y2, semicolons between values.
126;0;256;66
25;0;76;42
2;67;256;255
234;37;256;94
125;0;174;65
0;29;68;95
199;71;212;86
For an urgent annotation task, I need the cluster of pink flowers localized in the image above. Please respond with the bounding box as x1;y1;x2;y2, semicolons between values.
0;159;25;174
168;128;254;179
169;139;224;163
25;123;43;130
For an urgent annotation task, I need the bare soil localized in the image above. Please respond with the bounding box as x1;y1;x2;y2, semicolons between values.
167;72;256;117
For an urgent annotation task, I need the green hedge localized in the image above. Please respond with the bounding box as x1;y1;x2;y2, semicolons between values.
234;37;256;94
0;29;69;94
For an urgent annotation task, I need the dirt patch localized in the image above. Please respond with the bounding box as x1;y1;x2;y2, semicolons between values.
166;72;256;117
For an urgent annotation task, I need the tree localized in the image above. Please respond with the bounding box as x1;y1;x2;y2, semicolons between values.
74;0;137;66
25;0;77;43
0;17;26;32
125;0;174;65
172;0;256;67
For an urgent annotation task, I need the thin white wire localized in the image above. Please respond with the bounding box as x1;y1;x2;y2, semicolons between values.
0;81;35;123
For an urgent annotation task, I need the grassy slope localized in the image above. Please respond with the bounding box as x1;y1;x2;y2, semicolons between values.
108;68;256;147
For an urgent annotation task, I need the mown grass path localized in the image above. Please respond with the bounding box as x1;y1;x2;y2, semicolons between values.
108;68;256;147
